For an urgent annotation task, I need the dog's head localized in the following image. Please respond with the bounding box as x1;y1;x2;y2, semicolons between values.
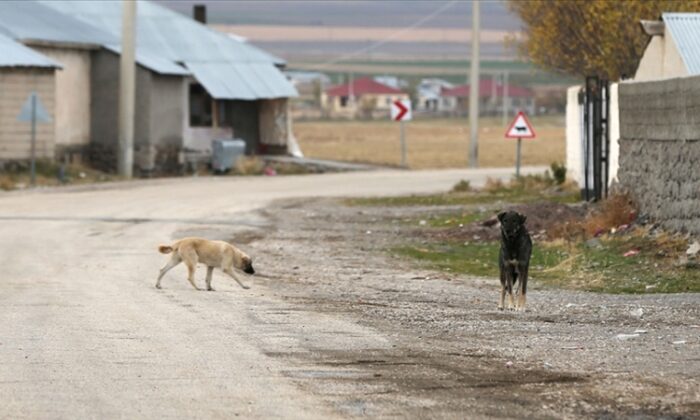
498;211;527;240
241;254;255;275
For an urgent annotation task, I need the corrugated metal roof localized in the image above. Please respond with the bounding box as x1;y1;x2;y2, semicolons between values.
0;1;116;46
663;13;700;75
185;62;298;100
40;0;285;65
0;0;296;100
0;33;61;68
104;45;190;76
0;1;184;76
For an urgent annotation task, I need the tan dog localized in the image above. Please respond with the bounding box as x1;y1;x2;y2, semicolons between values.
156;237;254;291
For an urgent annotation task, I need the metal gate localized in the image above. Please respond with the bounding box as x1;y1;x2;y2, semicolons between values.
580;77;610;201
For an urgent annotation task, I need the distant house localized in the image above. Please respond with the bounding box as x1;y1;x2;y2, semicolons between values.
322;77;409;119
0;0;297;175
635;13;700;81
441;80;535;117
415;78;454;113
373;76;406;90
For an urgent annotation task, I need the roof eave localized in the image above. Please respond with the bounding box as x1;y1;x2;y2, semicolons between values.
640;20;665;36
22;38;102;50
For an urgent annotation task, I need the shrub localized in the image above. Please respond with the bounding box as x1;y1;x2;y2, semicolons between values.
550;162;566;185
451;179;471;193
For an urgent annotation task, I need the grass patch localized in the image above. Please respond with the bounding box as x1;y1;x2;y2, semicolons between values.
426;211;487;228
394;231;700;294
394;241;568;278
345;173;580;207
0;161;118;191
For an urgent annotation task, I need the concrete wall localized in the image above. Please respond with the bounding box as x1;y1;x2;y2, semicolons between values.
617;76;700;235
89;49;119;169
31;46;91;151
0;68;56;160
90;49;185;174
146;74;185;171
259;98;290;154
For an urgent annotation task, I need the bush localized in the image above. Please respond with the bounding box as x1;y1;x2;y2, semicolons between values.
550;162;566;185
451;179;471;193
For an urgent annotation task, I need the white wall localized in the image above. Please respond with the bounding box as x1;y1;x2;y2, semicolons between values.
634;34;689;81
608;83;620;184
31;46;91;149
565;85;583;185
565;83;620;187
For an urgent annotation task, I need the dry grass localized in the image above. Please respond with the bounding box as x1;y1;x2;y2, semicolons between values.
549;192;638;242
295;117;565;169
582;193;637;236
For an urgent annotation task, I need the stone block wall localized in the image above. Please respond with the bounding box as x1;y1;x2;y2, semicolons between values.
618;76;700;235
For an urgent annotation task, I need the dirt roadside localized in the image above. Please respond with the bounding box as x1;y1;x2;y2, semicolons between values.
236;197;699;419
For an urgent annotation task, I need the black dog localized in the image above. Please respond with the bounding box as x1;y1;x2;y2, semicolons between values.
497;211;532;310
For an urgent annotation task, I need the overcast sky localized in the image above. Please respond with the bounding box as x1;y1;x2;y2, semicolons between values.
154;1;521;30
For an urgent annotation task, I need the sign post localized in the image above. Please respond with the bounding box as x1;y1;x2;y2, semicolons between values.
17;92;52;187
504;111;536;178
391;99;412;167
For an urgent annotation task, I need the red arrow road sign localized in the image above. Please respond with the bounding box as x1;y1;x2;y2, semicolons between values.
393;100;408;121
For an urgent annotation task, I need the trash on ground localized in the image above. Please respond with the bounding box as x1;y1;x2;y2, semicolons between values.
623;249;640;257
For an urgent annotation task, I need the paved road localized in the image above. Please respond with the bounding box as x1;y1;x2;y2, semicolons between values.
0;168;543;418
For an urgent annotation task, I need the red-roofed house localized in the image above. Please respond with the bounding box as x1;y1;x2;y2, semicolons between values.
322;77;410;119
441;79;535;116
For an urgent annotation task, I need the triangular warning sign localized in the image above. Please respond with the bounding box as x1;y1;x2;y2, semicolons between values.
505;111;535;138
17;92;52;123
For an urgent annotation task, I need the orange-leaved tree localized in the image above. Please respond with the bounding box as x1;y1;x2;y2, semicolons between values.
508;0;700;81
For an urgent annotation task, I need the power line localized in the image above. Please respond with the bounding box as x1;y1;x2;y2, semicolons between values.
309;0;458;71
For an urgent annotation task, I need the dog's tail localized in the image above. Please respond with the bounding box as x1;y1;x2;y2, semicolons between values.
158;245;174;254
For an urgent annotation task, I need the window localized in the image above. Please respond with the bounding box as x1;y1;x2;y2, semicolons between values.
386;97;392;106
340;96;349;107
189;83;213;127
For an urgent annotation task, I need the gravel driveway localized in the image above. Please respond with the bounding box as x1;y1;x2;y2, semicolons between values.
0;170;697;419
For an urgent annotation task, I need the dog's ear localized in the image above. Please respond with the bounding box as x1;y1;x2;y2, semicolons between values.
519;213;527;224
497;212;506;222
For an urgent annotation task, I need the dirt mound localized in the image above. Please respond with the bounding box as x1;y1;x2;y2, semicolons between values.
425;202;587;243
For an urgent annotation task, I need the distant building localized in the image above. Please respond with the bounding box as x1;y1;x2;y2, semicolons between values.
373;76;407;90
322;77;409;119
635;13;700;81
0;33;60;161
440;79;535;116
0;0;297;174
415;78;454;113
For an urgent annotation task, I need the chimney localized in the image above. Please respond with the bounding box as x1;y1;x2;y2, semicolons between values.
193;5;206;24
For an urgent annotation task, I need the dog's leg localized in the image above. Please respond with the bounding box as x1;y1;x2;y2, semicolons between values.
498;270;506;310
156;255;181;289
517;265;528;311
178;246;200;291
205;266;215;291
224;268;250;289
184;261;200;291
506;270;515;310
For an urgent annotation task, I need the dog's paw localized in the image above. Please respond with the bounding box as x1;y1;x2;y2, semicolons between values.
155;284;162;289
206;287;215;292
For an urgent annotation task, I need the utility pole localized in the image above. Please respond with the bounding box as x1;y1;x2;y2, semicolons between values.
502;70;509;126
468;0;480;168
118;0;136;178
